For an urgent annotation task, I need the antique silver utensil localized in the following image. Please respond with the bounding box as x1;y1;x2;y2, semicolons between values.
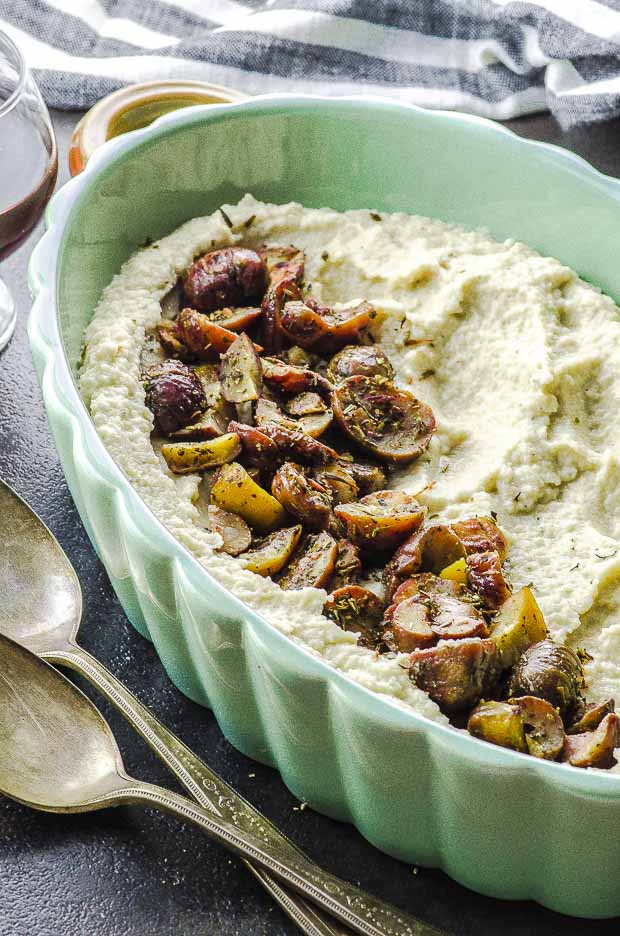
0;481;441;936
0;632;437;936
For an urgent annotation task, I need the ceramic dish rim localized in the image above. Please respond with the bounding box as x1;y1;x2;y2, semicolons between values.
28;91;620;799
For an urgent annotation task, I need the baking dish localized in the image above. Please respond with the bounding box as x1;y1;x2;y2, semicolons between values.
28;95;620;918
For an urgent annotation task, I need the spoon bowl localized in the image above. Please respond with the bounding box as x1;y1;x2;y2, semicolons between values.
0;481;81;653
0;632;129;809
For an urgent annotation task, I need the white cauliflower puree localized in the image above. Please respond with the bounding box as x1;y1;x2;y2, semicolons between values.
80;194;620;732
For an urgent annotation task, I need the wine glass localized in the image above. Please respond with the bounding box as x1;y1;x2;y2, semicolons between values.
0;30;57;350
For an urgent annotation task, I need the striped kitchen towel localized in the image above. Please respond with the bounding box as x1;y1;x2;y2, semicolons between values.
1;1;620;127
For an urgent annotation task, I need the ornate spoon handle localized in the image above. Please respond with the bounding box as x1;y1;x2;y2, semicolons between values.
43;644;359;936
115;778;441;936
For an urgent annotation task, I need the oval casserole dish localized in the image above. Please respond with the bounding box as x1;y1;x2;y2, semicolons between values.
28;96;620;918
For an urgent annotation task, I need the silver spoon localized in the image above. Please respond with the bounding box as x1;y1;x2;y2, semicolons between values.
0;481;441;936
0;631;438;936
0;480;342;936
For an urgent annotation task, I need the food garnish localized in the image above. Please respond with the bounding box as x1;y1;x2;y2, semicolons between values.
142;237;615;770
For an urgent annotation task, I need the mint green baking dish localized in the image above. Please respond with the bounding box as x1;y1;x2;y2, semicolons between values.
28;96;620;919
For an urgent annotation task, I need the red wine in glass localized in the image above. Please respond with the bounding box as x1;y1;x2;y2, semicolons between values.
0;30;57;347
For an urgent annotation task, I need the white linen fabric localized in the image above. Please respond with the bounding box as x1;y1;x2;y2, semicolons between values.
1;1;620;126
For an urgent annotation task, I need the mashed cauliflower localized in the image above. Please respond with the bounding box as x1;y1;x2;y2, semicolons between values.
79;194;620;727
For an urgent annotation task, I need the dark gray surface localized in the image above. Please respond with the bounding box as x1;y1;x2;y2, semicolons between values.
1;109;619;936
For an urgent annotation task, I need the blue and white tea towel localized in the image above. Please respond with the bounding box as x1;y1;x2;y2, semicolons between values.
1;0;620;127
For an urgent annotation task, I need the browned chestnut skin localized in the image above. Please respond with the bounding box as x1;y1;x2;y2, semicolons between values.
280;300;375;354
341;459;387;495
271;462;333;530
383;574;488;651
561;713;620;769
262;357;333;399
383;598;436;652
228;421;280;465
156;320;187;358
314;463;359;505
206;306;263;331
327;344;394;384
332;374;435;464
182;247;267;312
177;308;263;358
278;531;338;590
506;639;586;722
258;245;305;285
334;490;426;553
466;550;511;610
408;638;499;714
323;585;385;648
383;524;465;601
511;695;566;760
144;360;207;434
568;698;616;734
330;539;362;590
258;421;338;465
259;246;305;352
451;517;508;560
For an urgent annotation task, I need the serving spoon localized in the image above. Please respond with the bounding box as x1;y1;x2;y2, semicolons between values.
0;632;440;936
0;480;441;936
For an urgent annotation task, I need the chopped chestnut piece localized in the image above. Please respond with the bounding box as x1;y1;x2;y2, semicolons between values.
323;585;385;648
259;245;305;352
335;490;426;552
182;247;266;312
451;517;508;561
327;344;394;384
205;306;262;331
561;713;620;769
261;356;333;398
144;360;207;434
507;639;586;722
278;531;338;591
341;459;386;495
314;463;359;506
206;505;252;557
568;698;616;735
219;333;263;405
468;696;565;760
383;574;487;651
177;308;263;359
227;421;280;465
408;638;498;714
391;573;463;605
271;462;333;530
466;550;511;610
258;421;338;465
156;320;186;358
330;539;362;589
169;408;230;441
258;245;305;286
384;524;465;600
256;396;332;439
512;695;566;760
279;300;330;348
332;375;435;464
285;392;326;416
241;525;303;577
383;599;435;652
428;593;489;641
